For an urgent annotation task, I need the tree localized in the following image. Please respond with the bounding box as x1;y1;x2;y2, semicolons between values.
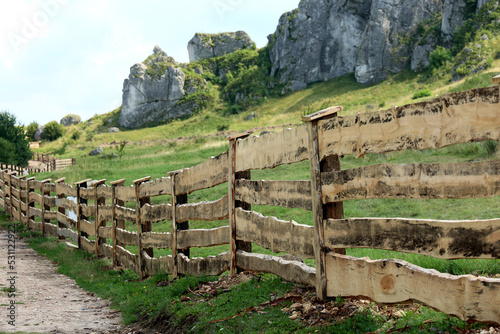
0;111;32;166
26;121;39;141
44;121;65;141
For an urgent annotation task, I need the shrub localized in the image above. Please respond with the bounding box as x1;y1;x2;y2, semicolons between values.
26;121;39;141
86;131;94;142
44;121;65;141
429;46;452;70
412;88;432;100
481;140;498;156
72;131;81;141
216;124;229;132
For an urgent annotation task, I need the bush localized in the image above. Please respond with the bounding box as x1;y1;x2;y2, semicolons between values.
86;131;95;142
44;121;65;141
481;140;498;156
26;121;39;141
0;111;32;165
71;131;82;141
412;88;432;100
429;46;452;70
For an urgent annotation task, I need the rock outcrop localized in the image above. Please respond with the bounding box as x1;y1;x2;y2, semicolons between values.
268;0;443;89
118;46;206;129
34;125;45;141
60;114;81;127
187;31;254;62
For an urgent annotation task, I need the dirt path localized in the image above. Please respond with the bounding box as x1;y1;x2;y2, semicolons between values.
0;224;123;334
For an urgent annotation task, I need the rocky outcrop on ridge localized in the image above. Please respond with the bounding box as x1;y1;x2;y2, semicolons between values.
60;114;81;127
118;46;206;129
187;31;254;62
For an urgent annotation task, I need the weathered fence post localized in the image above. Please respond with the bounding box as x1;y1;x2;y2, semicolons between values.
18;176;27;224
8;172;14;217
75;179;91;249
27;177;35;227
228;133;251;276
111;179;126;268
93;179;107;256
303;106;343;300
169;171;179;279
134;176;151;279
0;170;4;209
55;178;66;239
40;179;52;235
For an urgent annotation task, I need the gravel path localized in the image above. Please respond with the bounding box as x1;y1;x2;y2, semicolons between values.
0;224;123;334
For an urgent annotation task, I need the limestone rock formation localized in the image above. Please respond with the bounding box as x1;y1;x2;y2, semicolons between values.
34;125;45;141
268;0;443;89
187;31;254;62
60;114;81;127
118;46;205;129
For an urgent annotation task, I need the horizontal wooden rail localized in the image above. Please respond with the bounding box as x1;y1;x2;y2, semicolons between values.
176;195;228;222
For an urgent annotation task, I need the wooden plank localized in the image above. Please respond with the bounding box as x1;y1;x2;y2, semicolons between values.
493;74;500;84
81;205;96;218
58;228;78;243
57;212;77;228
11;197;19;210
141;203;172;223
302;106;343;122
324;218;500;259
45;223;58;236
29;207;42;218
116;245;139;274
98;243;114;259
319;88;500;159
30;192;42;205
175;151;229;195
80;187;94;200
11;177;19;188
98;206;113;222
97;185;112;199
177;252;230;277
98;226;113;239
116;228;139;246
115;185;136;202
80;220;95;236
57;198;78;212
177;195;229;222
44;183;56;193
235;208;315;258
236;251;316;286
56;183;77;197
325;253;500;324
115;205;136;222
139;177;171;198
28;219;43;231
236;126;309;171
80;237;95;254
141;232;172;249
235;180;312;210
44;211;57;221
322;160;500;203
177;226;230;249
32;180;44;192
142;252;174;276
11;187;20;199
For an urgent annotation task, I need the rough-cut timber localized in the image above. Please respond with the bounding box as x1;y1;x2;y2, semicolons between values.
322;161;500;203
45;222;57;236
177;252;230;276
98;206;113;221
115;185;136;202
56;183;77;197
176;195;229;222
141;232;172;249
325;253;500;324
143;252;174;276
236;251;316;286
97;185;112;199
175;151;229;195
57;198;78;212
44;211;57;221
139;177;172;198
99;243;114;259
30;192;42;205
80;205;96;218
319;88;500;159
116;245;139;274
28;220;42;231
116;228;139;246
236;208;315;259
235;180;312;210
80;220;95;236
325;218;500;259
29;207;42;218
236;126;309;171
177;226;229;249
141;203;172;223
115;205;137;222
98;226;113;239
57;212;76;228
80;237;95;254
58;228;78;243
79;187;94;200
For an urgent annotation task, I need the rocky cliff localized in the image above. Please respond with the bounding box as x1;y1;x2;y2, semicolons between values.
188;32;254;62
118;46;206;128
268;0;494;90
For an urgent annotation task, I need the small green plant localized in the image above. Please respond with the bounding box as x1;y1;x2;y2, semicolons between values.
115;141;127;159
44;121;66;141
481;140;498;156
412;88;432;100
86;131;94;142
71;131;81;141
378;101;386;108
429;46;453;70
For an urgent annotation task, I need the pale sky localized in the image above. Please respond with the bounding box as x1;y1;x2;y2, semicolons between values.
0;0;299;126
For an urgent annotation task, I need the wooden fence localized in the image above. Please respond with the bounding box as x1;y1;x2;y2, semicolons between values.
1;79;499;324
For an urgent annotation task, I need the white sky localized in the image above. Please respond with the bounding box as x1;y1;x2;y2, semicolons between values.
0;0;299;126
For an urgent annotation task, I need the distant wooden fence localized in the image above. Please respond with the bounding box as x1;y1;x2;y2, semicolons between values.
0;164;42;175
1;79;499;324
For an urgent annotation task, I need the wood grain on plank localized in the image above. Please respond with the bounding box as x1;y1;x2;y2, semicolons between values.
235;208;315;259
142;252;174;276
97;185;112;199
175;151;229;195
141;203;172;223
57;212;77;228
58;228;78;243
141;232;172;249
11;188;19;199
98;243;114;259
80;237;95;254
79;187;94;200
235;126;309;171
177;195;229;223
322;160;500;203
98;206;113;222
115;205;137;222
325;218;500;259
28;219;42;231
30;192;42;205
319;88;500;159
29;207;42;218
177;252;230;277
115;185;136;202
235;180;312;210
98;226;113;239
80;220;95;236
116;245;139;274
44;222;58;236
57;198;78;212
56;183;77;197
236;251;316;286
325;253;500;324
116;228;139;246
44;211;57;221
139;177;171;198
177;226;229;249
81;205;96;218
